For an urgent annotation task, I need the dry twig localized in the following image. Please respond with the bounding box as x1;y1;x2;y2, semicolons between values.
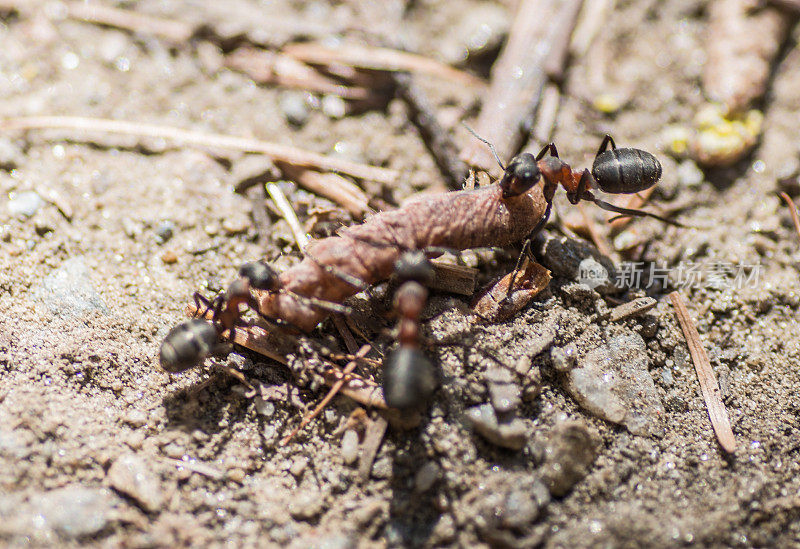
0;116;398;184
669;292;737;454
779;191;800;243
0;0;194;43
278;162;369;217
282;42;484;89
225;47;372;101
392;72;468;190
280;345;371;445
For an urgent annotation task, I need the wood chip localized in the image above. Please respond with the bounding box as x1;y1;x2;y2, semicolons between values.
608;296;657;322
669;292;736;454
472;260;551;322
430;260;478;296
358;415;388;483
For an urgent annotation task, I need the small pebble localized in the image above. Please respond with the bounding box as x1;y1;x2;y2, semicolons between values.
414;461;440;493
222;212;250;235
154;220;175;243
121;217;143;239
485;366;521;414
676;159;704;187
289;490;325;520
8;190;44;217
19;486;119;539
341;429;359;465
160;251;178;264
465;404;527;450
540;421;599;497
34;256;108;317
371;456;393;479
321;95;347;119
254;397;275;417
535;234;616;294
565;333;664;436
289;456;308;478
551;344;577;373
106;453;164;512
123;410;148;428
280;92;312;126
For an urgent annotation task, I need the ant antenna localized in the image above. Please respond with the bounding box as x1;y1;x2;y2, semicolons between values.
462;123;505;171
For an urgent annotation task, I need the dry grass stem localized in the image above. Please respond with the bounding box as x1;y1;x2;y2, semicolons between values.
0;116;398;184
669;292;737;454
266;183;309;250
0;0;194;43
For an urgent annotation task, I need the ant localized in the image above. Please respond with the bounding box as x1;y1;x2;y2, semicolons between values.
381;250;439;410
160;261;349;373
465;127;683;290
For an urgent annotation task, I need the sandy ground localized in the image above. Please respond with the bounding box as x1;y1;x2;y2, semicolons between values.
2;1;800;547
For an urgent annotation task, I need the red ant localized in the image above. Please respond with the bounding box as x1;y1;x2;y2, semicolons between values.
465;127;683;290
381;251;439;410
160;261;349;373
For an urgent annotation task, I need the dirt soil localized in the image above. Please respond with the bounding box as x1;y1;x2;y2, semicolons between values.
2;1;800;547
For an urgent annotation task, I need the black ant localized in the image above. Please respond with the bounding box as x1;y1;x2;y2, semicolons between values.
465;127;682;290
381;250;439;410
160;261;349;373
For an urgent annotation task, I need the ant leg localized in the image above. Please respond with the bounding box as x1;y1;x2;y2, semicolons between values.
589;196;686;227
506;199;553;298
596;135;617;155
192;292;216;319
535;142;559;161
304;246;371;292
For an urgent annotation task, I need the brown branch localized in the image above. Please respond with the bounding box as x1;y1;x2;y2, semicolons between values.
1;116;398;184
669;292;737;454
461;0;584;173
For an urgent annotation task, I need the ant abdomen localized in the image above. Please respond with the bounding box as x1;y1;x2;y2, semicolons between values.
160;319;219;373
382;347;438;410
591;148;662;194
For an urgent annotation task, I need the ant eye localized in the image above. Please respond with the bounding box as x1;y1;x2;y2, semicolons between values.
499;153;541;198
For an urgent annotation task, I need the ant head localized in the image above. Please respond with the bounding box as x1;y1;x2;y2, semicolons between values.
238;261;280;291
394;251;435;286
499;153;542;198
